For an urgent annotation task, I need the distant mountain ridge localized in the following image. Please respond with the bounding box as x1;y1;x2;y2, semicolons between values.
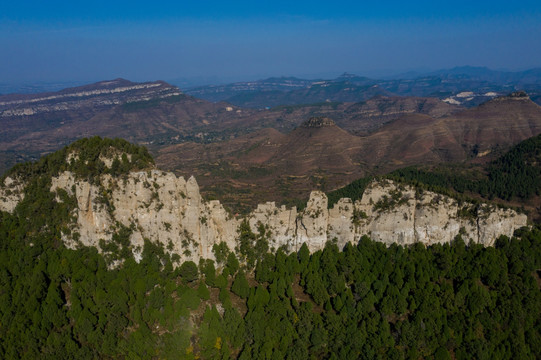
0;80;93;96
183;66;541;108
0;78;181;116
184;76;317;103
0;78;464;174
427;66;541;84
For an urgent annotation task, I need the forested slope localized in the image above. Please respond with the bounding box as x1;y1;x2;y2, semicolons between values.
1;201;540;358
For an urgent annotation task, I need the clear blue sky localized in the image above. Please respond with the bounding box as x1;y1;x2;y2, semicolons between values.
1;1;540;84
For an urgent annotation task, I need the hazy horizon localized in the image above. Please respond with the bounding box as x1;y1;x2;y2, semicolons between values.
1;1;540;86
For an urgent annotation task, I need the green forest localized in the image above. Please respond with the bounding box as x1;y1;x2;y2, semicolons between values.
1;137;540;359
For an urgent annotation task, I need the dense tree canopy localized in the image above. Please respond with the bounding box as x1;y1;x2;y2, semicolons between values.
389;134;541;202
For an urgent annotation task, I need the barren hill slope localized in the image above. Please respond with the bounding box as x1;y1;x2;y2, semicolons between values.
157;118;370;209
157;94;541;210
361;113;463;168
442;92;541;155
359;92;541;170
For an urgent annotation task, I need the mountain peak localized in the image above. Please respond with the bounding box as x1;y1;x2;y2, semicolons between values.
301;117;336;128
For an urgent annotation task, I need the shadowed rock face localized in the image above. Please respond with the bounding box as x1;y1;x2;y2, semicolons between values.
1;165;527;265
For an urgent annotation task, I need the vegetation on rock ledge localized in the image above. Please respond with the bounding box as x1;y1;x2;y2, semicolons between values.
4;136;154;183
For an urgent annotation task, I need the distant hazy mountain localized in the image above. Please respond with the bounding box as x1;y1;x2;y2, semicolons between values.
184;67;541;108
184;77;318;103
427;66;541;84
0;78;240;172
0;77;461;170
1;76;540;188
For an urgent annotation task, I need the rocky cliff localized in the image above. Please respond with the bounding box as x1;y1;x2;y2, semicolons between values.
0;164;527;263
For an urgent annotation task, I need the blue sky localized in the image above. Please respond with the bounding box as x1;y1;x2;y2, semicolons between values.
1;1;540;85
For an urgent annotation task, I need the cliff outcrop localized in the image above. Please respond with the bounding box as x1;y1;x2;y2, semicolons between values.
49;170;239;263
1;169;528;263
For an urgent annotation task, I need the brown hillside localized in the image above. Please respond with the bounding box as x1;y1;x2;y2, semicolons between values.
156;118;370;210
361;114;464;169
0;79;462;173
157;95;541;210
442;94;541;156
342;96;460;133
264;118;365;175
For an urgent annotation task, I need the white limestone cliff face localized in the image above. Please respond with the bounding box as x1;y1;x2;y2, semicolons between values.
296;192;329;252
328;198;355;249
354;182;417;246
356;181;479;246
248;202;298;252
0;176;25;213
49;170;238;263
50;172;111;249
1;170;529;263
477;206;525;246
